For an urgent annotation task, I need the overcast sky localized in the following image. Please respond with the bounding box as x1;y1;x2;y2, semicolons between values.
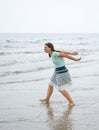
0;0;99;33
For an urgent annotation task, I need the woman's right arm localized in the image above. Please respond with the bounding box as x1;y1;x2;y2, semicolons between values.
61;50;79;55
59;52;81;61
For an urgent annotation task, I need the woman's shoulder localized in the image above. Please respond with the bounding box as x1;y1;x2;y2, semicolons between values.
52;51;60;57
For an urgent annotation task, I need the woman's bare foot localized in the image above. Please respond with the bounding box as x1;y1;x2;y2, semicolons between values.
39;98;49;103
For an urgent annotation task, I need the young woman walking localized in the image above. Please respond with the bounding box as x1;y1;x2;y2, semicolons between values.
40;42;81;106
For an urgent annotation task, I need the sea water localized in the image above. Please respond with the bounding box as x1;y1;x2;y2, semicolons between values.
0;33;99;85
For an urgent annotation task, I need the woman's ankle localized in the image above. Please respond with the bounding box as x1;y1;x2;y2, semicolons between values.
68;102;75;106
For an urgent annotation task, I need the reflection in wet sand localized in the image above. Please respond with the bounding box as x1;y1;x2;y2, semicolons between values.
42;103;73;130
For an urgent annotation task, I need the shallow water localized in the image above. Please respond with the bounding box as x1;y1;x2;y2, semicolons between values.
0;33;99;130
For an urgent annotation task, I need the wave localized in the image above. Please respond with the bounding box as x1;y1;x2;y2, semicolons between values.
0;39;39;44
0;51;43;56
0;38;53;44
0;77;49;85
0;65;53;77
0;47;98;57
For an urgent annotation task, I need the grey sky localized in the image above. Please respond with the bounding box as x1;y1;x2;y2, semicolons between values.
0;0;99;33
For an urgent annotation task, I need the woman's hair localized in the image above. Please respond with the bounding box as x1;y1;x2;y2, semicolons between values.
45;42;60;57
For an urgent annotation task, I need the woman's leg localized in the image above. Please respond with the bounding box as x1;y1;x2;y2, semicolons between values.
59;89;75;106
39;85;53;102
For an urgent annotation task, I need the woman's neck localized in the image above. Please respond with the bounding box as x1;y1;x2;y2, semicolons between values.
49;50;53;55
48;50;53;57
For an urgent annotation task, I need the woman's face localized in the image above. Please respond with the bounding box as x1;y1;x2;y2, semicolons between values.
44;45;51;53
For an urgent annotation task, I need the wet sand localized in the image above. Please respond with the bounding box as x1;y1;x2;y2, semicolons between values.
0;64;99;130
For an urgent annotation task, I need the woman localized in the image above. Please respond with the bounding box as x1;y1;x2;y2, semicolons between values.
40;42;81;106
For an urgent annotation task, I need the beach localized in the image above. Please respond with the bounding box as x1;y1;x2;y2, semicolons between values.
0;33;99;130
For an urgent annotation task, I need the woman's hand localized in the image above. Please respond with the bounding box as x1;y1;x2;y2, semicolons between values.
75;57;81;61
